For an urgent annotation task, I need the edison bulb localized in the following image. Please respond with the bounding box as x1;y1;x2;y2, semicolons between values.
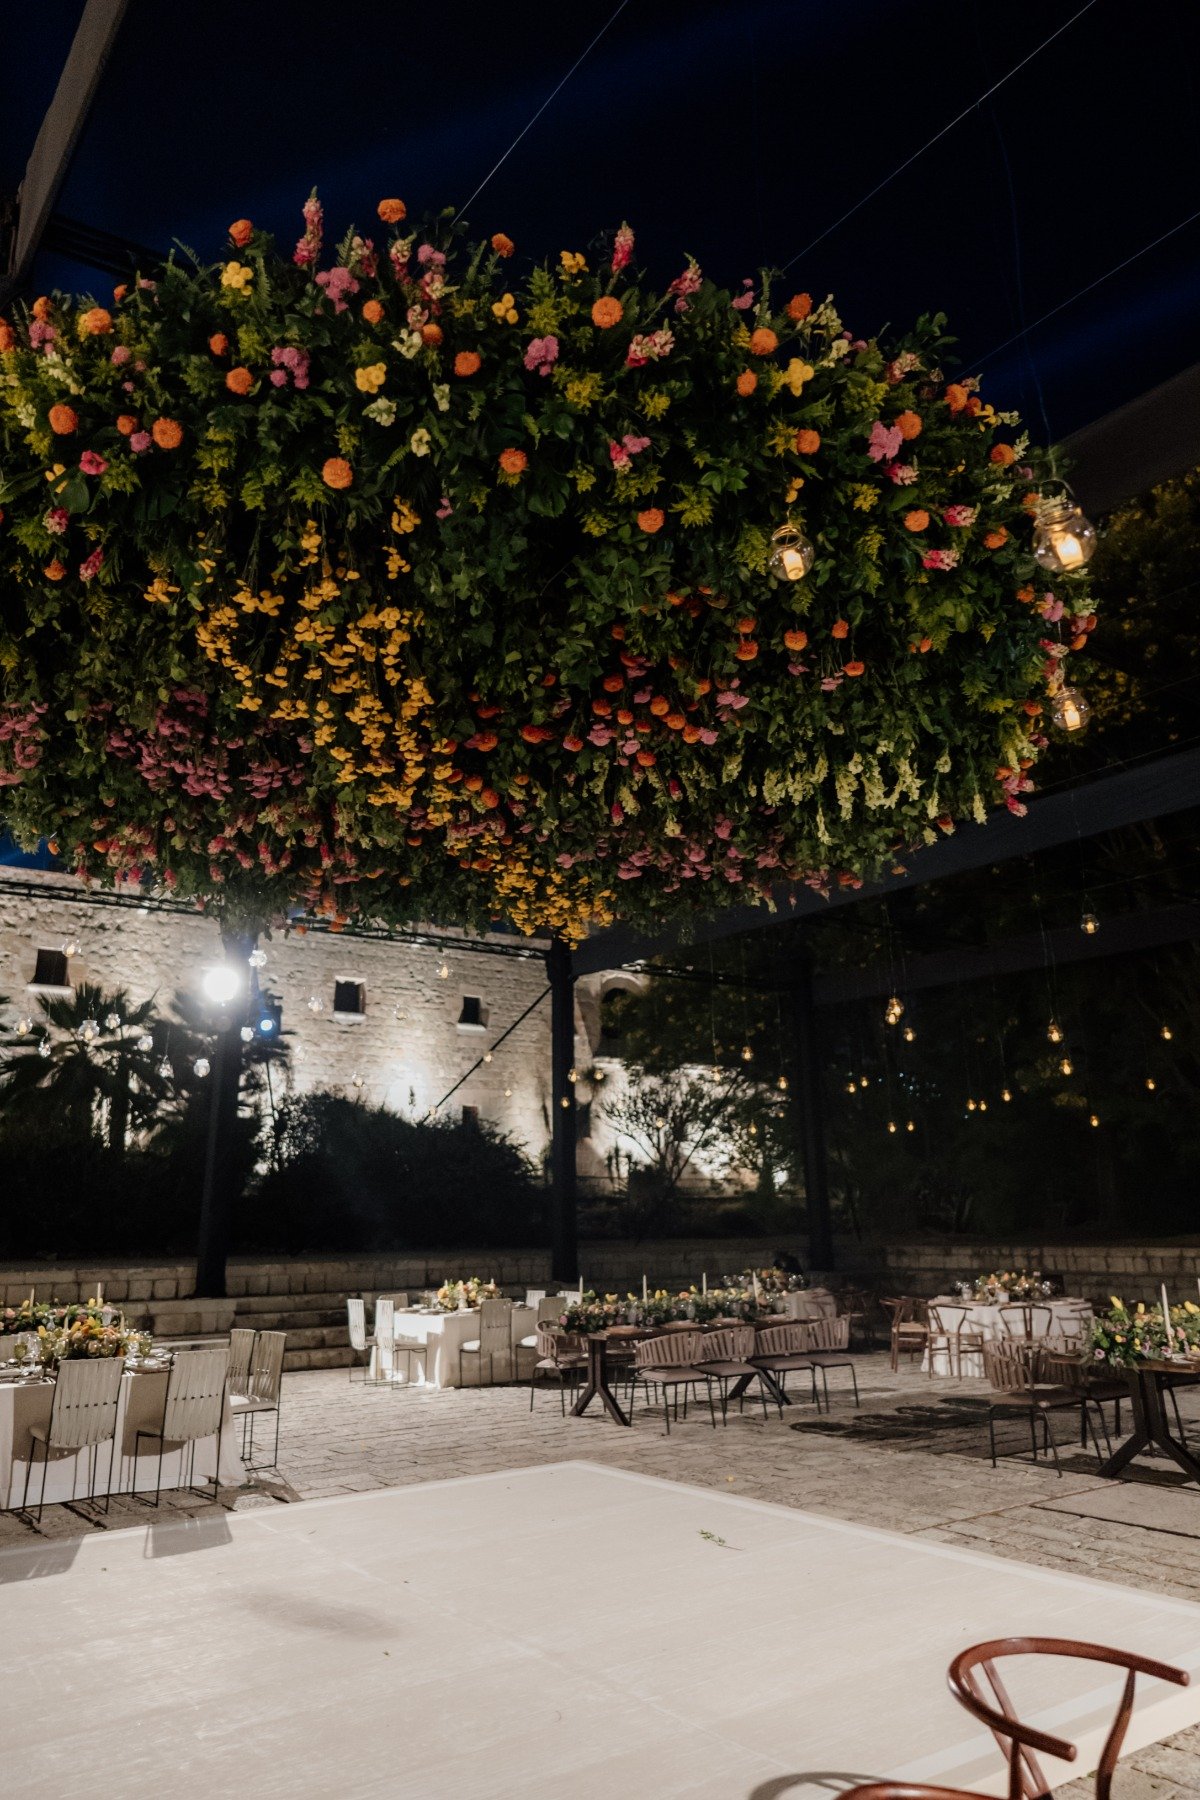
1060;1056;1073;1076
1048;1020;1063;1044
1001;1087;1013;1103
1146;1077;1157;1092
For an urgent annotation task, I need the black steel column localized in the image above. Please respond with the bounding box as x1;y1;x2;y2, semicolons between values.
548;936;579;1284
193;1019;243;1297
787;948;834;1271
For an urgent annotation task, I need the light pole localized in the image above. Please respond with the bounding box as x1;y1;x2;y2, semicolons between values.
193;939;251;1298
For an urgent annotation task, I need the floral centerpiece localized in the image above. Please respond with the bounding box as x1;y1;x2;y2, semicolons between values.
36;1312;137;1368
1091;1297;1200;1368
559;1283;768;1332
0;193;1093;943
434;1277;500;1311
729;1266;807;1294
972;1269;1051;1302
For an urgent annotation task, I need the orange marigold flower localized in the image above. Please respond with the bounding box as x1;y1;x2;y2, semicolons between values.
491;233;514;258
904;509;930;532
116;414;138;436
748;327;778;356
990;442;1016;466
794;428;821;455
322;457;354;490
208;332;229;356
1071;633;1088;653
831;619;850;640
79;307;112;336
918;635;933;652
454;349;482;377
498;447;528;476
418;323;441;348
1022;700;1042;717
48;403;78;435
784;628;808;652
592;296;624;329
666;710;687;728
844;659;865;677
32;296;53;321
736;370;757;397
636;508;664;534
152;417;183;449
734;640;759;662
895;410;922;440
228;219;254;246
649;696;670;717
362;299;384;324
112;284;127;303
44;559;66;581
225;366;253;395
786;292;813;321
945;383;970;412
377;198;407;224
0;321;15;353
637;746;659;764
983;527;1008;549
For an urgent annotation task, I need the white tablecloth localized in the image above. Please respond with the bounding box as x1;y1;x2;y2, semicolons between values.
923;1295;1094;1377
0;1366;245;1510
781;1289;838;1321
384;1305;537;1388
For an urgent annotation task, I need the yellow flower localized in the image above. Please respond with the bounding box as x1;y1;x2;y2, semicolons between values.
1186;1302;1200;1315
491;292;519;325
560;251;588;277
220;261;254;294
1110;1296;1124;1310
782;357;814;396
355;362;387;393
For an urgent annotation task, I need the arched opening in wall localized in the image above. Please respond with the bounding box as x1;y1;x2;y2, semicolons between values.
597;971;648;1049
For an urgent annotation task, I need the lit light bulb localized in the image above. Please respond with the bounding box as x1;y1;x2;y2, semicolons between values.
740;1044;753;1062
560;1096;571;1109
503;1086;512;1097
905;1120;915;1133
769;522;815;582
902;1026;915;1043
859;1076;869;1089
1080;912;1099;936
567;1066;578;1083
103;1011;120;1030
1161;1024;1173;1041
1048;1020;1063;1044
308;994;325;1013
1089;1113;1100;1128
1060;1056;1073;1076
593;1067;605;1081
884;996;904;1026
1050;685;1091;733
887;1120;897;1134
79;1018;99;1042
1032;494;1097;576
1146;1077;1157;1092
437;962;449;980
61;938;79;958
16;1016;33;1036
393;1006;407;1021
1001;1087;1013;1103
157;1057;171;1078
846;1080;856;1095
248;948;267;968
967;1098;977;1112
38;1038;52;1060
748;1120;758;1136
777;1074;789;1091
202;963;243;1005
193;1057;211;1078
352;1072;364;1089
979;1099;989;1112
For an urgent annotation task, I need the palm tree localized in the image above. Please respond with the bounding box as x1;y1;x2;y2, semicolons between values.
0;981;169;1156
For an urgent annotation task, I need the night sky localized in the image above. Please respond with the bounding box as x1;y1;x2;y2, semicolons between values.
4;1;1198;442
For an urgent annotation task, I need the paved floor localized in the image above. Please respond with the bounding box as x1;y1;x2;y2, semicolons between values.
6;1353;1200;1796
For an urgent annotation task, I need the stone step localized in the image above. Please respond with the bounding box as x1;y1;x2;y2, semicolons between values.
231;1305;345;1333
285;1345;356;1371
235;1290;351;1315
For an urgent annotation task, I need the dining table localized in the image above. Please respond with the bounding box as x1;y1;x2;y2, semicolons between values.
1095;1359;1200;1484
0;1363;245;1511
572;1320;793;1428
923;1294;1094;1377
386;1302;536;1388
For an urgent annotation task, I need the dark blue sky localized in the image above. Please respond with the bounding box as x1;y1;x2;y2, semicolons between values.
4;0;1198;440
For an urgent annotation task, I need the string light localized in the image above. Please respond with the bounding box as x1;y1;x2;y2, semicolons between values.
593;1067;605;1082
103;1011;120;1030
1089;1112;1100;1128
567;1066;578;1083
846;1079;856;1095
483;1051;493;1063
61;938;79;958
248;947;268;968
1161;1024;1173;1041
78;1018;100;1042
15;1016;33;1036
136;1032;154;1052
1145;1077;1157;1092
902;1025;915;1043
503;1086;513;1097
740;1044;753;1062
887;1120;897;1134
437;962;450;980
1001;1087;1013;1103
38;1038;51;1059
884;995;904;1026
352;1071;364;1089
1060;1056;1074;1076
307;994;325;1013
979;1098;989;1112
239;1025;255;1043
1080;911;1099;935
1047;1020;1063;1044
859;1076;869;1090
776;1074;789;1092
559;1096;571;1109
393;1005;407;1021
157;1056;171;1078
905;1120;915;1133
967;1098;977;1112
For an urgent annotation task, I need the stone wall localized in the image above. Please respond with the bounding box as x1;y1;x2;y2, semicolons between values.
0;869;582;1152
3;1236;1197;1312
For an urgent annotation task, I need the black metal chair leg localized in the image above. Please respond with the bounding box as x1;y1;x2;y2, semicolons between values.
988;1409;997;1468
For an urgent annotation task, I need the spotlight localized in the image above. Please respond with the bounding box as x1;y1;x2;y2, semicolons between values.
202;963;243;1005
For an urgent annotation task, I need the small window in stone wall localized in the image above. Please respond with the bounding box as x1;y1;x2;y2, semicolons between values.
31;948;70;990
457;995;487;1029
576;1102;592;1141
333;979;366;1017
462;1104;479;1128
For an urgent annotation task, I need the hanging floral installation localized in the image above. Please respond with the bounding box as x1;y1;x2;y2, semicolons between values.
0;195;1096;941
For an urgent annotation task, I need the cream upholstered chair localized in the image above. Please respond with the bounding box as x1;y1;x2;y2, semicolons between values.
20;1355;125;1524
524;1288;547;1306
228;1326;256;1398
459;1298;513;1387
346;1299;370;1382
390;1314;429;1387
231;1330;285;1468
370;1297;397;1386
133;1346;230;1504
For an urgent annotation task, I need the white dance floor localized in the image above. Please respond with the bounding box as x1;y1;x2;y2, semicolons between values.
6;1461;1200;1798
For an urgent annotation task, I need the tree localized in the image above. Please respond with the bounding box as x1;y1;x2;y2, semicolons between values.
0;980;167;1156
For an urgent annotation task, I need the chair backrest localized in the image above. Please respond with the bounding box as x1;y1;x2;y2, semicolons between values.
228;1326;256;1392
380;1291;409;1311
948;1636;1190;1800
162;1347;230;1443
885;1296;928;1327
929;1302;970;1334
536;1296;563;1325
525;1288;547;1306
374;1297;395;1353
807;1313;850;1350
247;1330;286;1405
346;1299;367;1353
478;1298;512;1355
702;1325;755;1363
982;1336;1038;1392
998;1303;1053;1341
754;1322;808;1356
535;1324;584;1361
46;1356;125;1450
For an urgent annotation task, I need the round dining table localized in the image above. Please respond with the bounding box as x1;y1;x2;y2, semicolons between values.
923;1295;1094;1377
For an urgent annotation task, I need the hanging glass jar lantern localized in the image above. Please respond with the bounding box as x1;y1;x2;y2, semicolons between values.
38;1037;52;1059
1080;911;1099;936
193;1056;211;1078
1047;1019;1063;1044
1050;685;1091;732
1059;1055;1073;1076
1032;490;1097;575
902;1025;915;1043
769;522;815;582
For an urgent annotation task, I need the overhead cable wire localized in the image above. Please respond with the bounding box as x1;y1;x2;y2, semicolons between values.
781;0;1102;271
453;0;634;219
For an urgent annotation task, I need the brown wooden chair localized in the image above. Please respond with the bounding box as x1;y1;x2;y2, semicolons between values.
926;1301;986;1378
528;1324;586;1415
948;1635;1189;1799
883;1296;928;1372
998;1302;1054;1341
982;1338;1091;1476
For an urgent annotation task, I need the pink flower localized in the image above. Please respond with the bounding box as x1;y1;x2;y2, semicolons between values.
436;496;453;520
28;319;56;350
730;279;756;311
389;241;411;283
269;369;287;387
523;335;559;376
416;244;446;270
626;328;674;368
1040;596;1065;622
129;430;151;454
269;344;310;389
668;259;702;312
43;507;69;535
111;345;131;366
315;266;359;313
922;548;960;571
820;674;844;692
942;504;977;528
867;420;903;463
611;223;635;271
80;451;107;476
293;192;324;268
886;462;918;485
79;547;104;582
608;433;651;467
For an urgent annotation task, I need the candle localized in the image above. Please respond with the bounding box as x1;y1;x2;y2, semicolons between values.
1162;1284;1173;1355
96;1281;103;1306
752;1272;761;1304
702;1272;708;1295
642;1273;648;1303
578;1276;584;1303
28;1288;34;1309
